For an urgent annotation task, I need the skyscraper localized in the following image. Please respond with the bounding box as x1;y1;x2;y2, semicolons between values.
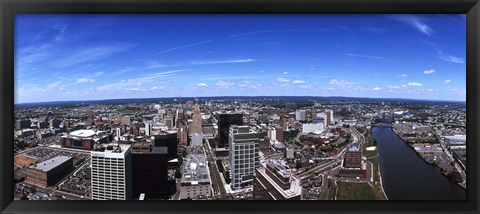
218;113;243;148
91;144;132;200
228;125;260;190
153;131;178;159
295;110;306;121
189;104;202;135
131;143;170;199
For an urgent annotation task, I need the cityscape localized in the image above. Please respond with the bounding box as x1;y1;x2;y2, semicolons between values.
14;15;466;200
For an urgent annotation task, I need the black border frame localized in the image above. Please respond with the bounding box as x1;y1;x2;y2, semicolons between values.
1;0;479;214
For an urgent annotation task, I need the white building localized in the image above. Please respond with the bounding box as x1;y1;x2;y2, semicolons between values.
91;144;132;200
179;146;212;200
229;125;260;190
144;121;151;136
267;127;277;141
191;132;203;147
316;112;328;127
295;110;306;121
302;123;324;134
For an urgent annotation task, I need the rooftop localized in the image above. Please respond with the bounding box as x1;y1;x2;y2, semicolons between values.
181;146;211;185
30;156;72;172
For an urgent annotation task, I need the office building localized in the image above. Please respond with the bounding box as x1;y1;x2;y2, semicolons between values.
254;160;302;200
218;113;243;148
153;131;178;159
122;116;131;125
338;143;367;180
295;110;306;121
25;156;74;188
131;143;170;199
189;104;203;135
191;132;203;147
49;118;62;128
179;146;212;199
229;125;260;190
16;119;31;130
91;143;132;200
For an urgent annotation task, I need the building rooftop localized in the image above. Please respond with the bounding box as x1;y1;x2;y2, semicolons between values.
91;143;131;158
347;143;361;152
181;146;211;185
29;156;72;172
258;159;302;199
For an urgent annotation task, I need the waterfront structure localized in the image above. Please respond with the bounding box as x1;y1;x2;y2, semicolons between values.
218;113;243;148
25;156;74;188
254;160;302;200
179;146;212;199
228;125;260;190
338;143;367;179
60;129;111;150
91;144;132;200
131;143;170;199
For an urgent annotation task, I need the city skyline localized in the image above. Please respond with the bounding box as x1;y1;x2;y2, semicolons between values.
15;14;466;104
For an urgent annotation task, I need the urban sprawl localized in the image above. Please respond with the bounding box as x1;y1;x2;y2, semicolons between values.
13;96;466;200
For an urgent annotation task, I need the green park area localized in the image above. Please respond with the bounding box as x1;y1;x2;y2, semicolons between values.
336;181;386;200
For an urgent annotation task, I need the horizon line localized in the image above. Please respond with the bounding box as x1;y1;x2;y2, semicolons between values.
15;95;467;105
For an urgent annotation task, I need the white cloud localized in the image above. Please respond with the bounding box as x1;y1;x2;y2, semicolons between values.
151;86;164;90
191;58;256;65
197;83;208;87
407;82;423;87
292;80;305;84
372;87;381;91
396;15;433;36
93;71;104;76
216;80;235;88
283;72;288;75
342;53;384;60
437;55;464;64
388;85;401;89
424;69;435;74
398;74;408;78
76;78;94;84
328;79;357;87
444;80;451;84
277;77;290;83
299;85;312;89
55;44;134;67
125;88;140;91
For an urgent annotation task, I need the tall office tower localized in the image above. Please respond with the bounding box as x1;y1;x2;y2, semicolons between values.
16;119;31;130
229;125;260;190
295;110;306;121
153;131;178;159
254;160;302;200
131;143;170;199
218;113;243;148
189;104;202;135
91;144;132;200
144;121;151;136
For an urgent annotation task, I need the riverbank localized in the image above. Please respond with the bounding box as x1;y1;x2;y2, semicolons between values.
391;126;465;189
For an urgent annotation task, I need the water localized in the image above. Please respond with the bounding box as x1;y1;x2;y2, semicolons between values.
372;126;466;200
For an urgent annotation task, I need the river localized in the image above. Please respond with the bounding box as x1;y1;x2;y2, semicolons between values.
371;126;466;200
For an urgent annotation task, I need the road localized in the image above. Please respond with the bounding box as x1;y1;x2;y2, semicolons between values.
203;139;230;200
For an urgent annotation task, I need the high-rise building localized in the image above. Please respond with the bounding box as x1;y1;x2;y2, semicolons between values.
16;119;31;130
189;104;202;135
191;132;203;147
153;131;178;159
91;144;132;200
49;118;62;128
229;125;260;190
295;110;306;121
254;160;302;200
218;113;243;148
144;121;151;136
131;143;170;199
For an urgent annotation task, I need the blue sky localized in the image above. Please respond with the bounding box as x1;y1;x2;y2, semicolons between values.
15;14;466;104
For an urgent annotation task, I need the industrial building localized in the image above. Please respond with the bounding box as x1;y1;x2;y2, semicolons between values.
25;156;74;188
